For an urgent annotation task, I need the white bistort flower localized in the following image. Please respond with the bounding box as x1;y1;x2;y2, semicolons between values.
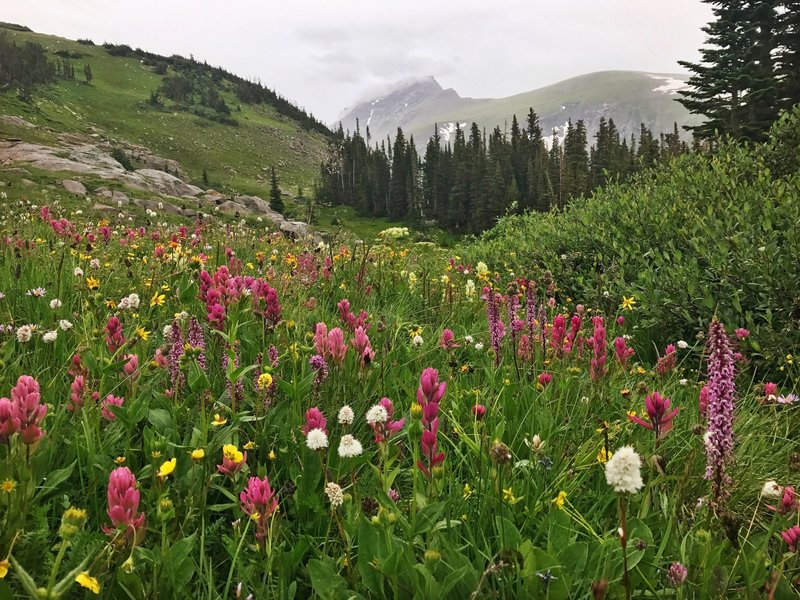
306;428;329;451
16;324;35;343
338;434;363;458
49;299;62;309
325;482;344;508
43;330;58;343
365;405;388;425
761;480;783;499
604;446;644;494
475;342;484;351
337;405;355;425
59;320;73;331
73;267;84;277
677;340;689;349
412;335;424;347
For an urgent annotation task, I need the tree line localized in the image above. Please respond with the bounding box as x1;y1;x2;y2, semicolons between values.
316;112;689;234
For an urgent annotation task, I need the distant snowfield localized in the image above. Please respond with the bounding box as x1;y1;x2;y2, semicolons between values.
648;74;688;95
438;122;468;143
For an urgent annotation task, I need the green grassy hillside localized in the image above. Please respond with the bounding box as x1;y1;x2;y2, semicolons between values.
0;26;330;197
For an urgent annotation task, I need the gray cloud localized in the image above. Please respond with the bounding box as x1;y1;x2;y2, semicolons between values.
4;0;712;123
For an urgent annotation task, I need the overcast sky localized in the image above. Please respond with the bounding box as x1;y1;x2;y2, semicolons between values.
5;1;713;123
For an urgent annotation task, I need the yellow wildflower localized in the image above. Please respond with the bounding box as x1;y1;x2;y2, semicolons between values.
150;292;165;307
223;444;243;463
75;571;100;594
0;559;8;579
243;441;256;450
463;483;474;500
212;414;228;426
1;479;16;493
597;448;613;464
191;449;205;461
553;491;568;509
135;326;150;341
151;450;162;459
86;276;100;291
268;450;276;460
502;487;517;504
114;456;126;465
621;296;636;310
158;458;177;478
104;299;117;309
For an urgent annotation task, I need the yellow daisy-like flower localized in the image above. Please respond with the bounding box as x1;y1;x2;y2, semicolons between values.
222;444;244;463
75;571;100;594
0;559;8;579
114;456;126;465
268;450;276;461
243;441;256;451
621;296;636;310
158;458;177;478
135;326;150;341
150;292;165;307
597;447;613;464
257;372;273;390
191;448;205;461
86;276;100;291
502;487;517;504
463;483;473;500
553;491;568;509
104;299;117;309
212;414;228;426
1;479;16;493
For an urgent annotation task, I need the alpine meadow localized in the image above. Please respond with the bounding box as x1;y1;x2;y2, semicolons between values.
0;1;799;599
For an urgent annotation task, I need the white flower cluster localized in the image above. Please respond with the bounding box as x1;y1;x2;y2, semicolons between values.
338;405;355;425
325;482;344;508
306;428;328;451
337;434;363;458
365;404;388;425
604;446;644;494
118;293;140;310
378;226;409;240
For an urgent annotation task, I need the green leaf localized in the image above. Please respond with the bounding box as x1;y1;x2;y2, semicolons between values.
37;460;76;499
412;501;447;537
148;408;173;432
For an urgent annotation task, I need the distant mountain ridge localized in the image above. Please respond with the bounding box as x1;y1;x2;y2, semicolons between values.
338;71;703;147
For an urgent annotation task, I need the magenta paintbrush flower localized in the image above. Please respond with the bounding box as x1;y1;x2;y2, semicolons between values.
101;394;125;421
367;397;405;443
104;466;146;542
628;391;679;438
781;525;800;552
416;368;446;477
11;375;46;445
589;316;607;381
302;407;327;435
614;336;635;369
240;475;278;542
438;328;459;350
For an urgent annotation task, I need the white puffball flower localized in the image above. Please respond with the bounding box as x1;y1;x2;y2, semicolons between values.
43;330;58;343
679;378;688;386
59;320;73;331
464;335;474;344
338;434;363;458
306;428;329;451
16;324;34;343
49;299;62;309
73;267;84;277
412;334;424;347
604;446;644;494
325;482;344;508
163;325;173;337
365;404;388;425
677;340;689;349
338;405;355;425
761;480;783;499
475;342;484;351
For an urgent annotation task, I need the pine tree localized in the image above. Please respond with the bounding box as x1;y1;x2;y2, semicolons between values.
389;128;408;219
269;167;284;214
678;0;782;141
83;63;93;84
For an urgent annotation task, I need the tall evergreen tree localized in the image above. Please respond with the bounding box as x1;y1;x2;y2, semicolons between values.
269;167;284;214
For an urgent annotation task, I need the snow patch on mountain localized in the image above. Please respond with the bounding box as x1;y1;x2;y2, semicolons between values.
438;122;467;143
543;121;570;150
648;74;688;95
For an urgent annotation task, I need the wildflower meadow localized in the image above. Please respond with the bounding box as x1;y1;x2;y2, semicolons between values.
0;196;798;599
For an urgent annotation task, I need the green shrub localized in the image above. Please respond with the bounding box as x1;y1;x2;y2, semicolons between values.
471;107;800;377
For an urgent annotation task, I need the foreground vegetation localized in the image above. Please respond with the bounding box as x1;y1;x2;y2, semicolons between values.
0;164;798;599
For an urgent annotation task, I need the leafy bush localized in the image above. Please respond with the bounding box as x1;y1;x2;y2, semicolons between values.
471;107;800;377
110;147;134;171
